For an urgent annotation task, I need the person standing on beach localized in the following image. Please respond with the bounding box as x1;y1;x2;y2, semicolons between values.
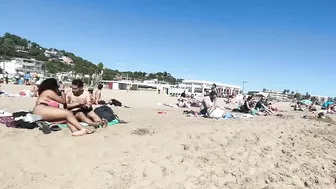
4;72;8;84
15;71;20;84
24;72;30;85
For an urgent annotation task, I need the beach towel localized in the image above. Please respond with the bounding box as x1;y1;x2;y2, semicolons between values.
208;107;225;118
48;120;120;128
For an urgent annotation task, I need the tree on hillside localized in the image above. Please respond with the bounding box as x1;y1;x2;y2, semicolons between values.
310;96;318;103
97;62;104;75
0;32;181;84
262;88;267;92
294;93;301;100
304;92;311;99
291;91;295;95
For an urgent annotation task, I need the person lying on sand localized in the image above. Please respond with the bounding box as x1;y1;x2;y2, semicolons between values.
66;79;107;128
32;78;93;136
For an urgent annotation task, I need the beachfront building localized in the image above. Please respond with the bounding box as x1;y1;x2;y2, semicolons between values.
100;80;167;91
180;80;241;97
0;57;44;74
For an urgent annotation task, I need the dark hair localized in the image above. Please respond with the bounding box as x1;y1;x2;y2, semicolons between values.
212;83;217;88
72;79;83;88
181;91;186;98
98;84;103;90
38;78;59;95
247;96;253;101
209;91;217;97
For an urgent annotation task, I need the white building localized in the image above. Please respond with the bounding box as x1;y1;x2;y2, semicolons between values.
59;56;74;65
0;58;44;74
181;80;241;97
44;49;62;58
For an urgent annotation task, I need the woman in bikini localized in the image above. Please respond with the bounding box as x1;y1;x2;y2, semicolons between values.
33;78;93;136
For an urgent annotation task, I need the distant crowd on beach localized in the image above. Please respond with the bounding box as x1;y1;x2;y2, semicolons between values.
170;83;336;119
1;71;40;85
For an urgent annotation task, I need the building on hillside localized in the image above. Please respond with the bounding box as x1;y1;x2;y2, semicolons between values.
14;45;28;53
44;49;63;58
0;57;44;74
59;56;74;65
180;80;241;97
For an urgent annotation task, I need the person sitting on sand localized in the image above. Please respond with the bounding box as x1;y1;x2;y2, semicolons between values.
66;79;107;128
88;88;94;103
32;78;93;136
294;102;306;111
240;96;265;115
30;83;39;97
58;81;65;93
255;96;274;115
189;94;201;107
93;84;103;105
200;91;217;115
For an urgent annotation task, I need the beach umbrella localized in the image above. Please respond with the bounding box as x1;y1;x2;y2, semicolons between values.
300;99;312;105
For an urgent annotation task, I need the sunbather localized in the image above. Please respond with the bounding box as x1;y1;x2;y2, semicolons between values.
255;96;274;115
32;78;92;136
92;84;103;105
66;79;107;128
240;96;265;115
200;91;217;115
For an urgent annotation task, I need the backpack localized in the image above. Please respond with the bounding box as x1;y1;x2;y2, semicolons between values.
110;99;122;107
94;106;117;122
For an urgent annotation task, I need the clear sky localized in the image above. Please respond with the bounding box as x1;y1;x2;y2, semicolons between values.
0;0;335;96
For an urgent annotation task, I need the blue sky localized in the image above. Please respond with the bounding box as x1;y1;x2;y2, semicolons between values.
0;0;335;96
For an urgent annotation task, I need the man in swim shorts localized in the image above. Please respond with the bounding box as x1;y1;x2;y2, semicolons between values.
66;79;106;128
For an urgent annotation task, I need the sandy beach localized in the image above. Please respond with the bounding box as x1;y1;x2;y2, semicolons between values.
0;84;335;189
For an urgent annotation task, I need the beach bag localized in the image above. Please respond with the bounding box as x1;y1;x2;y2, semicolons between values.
12;119;38;129
208;107;225;118
110;99;122;107
94;106;117;122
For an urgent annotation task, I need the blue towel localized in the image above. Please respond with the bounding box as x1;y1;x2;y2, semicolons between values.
224;113;233;119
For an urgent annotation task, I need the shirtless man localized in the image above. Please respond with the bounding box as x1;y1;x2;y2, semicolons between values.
92;84;103;104
66;79;107;128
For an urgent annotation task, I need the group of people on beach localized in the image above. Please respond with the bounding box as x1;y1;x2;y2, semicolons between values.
32;78;105;136
197;84;277;117
2;71;39;85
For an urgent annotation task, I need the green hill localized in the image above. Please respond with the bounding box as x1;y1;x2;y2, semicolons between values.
0;32;181;84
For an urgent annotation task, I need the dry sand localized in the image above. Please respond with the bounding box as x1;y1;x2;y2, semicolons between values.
0;84;335;189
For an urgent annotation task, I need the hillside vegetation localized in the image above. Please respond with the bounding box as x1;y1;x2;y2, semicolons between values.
0;32;181;84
